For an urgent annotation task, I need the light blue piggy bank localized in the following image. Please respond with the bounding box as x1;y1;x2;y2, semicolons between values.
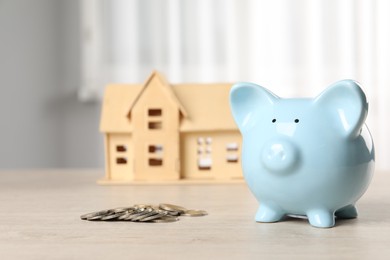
230;80;375;228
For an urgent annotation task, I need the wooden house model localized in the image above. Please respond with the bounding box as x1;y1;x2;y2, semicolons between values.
99;71;242;183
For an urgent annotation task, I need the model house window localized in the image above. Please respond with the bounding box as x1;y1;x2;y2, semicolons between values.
226;154;239;163
149;145;163;153
116;157;127;164
147;108;162;130
197;136;212;170
115;144;128;165
148;121;162;129
149;158;163;166
116;145;127;152
148;109;162;116
226;143;239;151
226;142;239;163
148;144;163;167
198;157;212;170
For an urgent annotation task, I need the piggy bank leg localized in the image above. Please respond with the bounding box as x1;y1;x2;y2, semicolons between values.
307;209;335;228
335;204;358;219
255;203;285;223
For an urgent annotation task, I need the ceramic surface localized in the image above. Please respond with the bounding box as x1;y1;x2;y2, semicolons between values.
230;80;375;228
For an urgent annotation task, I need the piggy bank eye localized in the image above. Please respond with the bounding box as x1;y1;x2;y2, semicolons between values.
294;119;300;123
272;119;276;123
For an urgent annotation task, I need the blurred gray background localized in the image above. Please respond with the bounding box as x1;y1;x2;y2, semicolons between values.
0;0;104;169
1;0;388;170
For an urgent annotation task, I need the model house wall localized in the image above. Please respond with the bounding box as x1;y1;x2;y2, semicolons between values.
100;71;242;183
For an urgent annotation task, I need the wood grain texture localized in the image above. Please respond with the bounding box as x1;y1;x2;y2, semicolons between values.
0;170;389;259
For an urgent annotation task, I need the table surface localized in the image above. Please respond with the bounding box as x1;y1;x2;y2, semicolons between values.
0;170;389;259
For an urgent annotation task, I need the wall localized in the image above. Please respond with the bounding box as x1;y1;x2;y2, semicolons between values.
0;0;103;169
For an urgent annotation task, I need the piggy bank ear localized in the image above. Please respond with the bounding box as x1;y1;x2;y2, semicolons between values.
314;80;368;139
230;82;278;132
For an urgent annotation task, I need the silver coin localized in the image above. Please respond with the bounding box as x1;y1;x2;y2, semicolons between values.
134;204;152;209
166;210;181;216
151;216;179;223
117;213;131;220
139;213;166;222
81;214;90;220
117;210;136;220
181;209;208;217
132;211;159;221
113;207;134;213
121;212;138;220
156;209;169;216
101;212;127;221
81;209;112;220
159;203;187;214
87;215;105;221
122;212;140;221
125;210;151;221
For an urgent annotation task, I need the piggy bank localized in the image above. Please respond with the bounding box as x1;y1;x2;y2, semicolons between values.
230;80;375;228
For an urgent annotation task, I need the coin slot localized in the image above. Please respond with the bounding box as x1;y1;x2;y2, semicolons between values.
149;158;163;166
148;121;162;130
116;157;127;164
148;108;162;117
116;145;127;152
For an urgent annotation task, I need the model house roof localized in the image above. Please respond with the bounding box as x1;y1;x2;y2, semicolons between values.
126;71;189;119
100;72;237;133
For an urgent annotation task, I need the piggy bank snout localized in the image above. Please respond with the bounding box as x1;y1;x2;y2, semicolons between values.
261;139;299;173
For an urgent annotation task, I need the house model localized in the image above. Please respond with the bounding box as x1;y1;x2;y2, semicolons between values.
99;71;242;183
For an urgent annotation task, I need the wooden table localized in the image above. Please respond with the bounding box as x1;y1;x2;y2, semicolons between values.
0;170;389;259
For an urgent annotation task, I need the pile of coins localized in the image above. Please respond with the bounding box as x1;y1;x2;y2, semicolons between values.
80;203;208;223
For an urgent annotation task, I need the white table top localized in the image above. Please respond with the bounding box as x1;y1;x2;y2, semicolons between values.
0;169;389;259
